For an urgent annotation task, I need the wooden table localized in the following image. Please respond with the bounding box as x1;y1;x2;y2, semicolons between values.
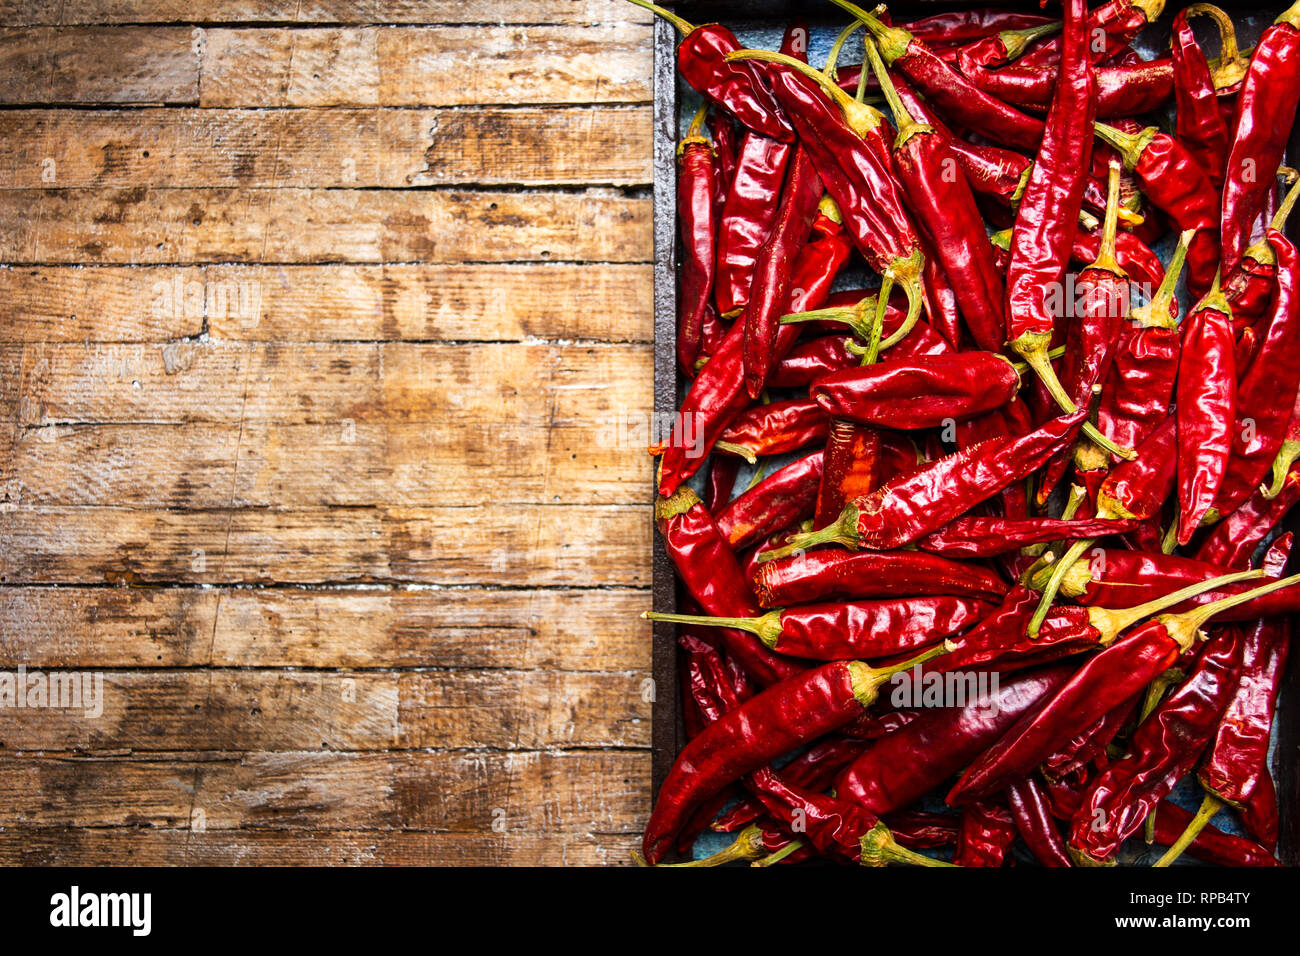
0;0;654;865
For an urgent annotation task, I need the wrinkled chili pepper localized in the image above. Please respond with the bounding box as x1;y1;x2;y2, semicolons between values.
714;397;829;463
815;419;880;530
884;810;960;850
676;104;717;374
714;132;793;317
955;799;1018;867
1171;7;1230;189
647;594;992;662
1016;0;1165;71
714;450;823;551
753;547;1007;608
969;58;1173;119
767;334;856;388
1196;468;1300;569
704;455;740;514
901;9;1053;46
1224;178;1300;324
1069;628;1246;865
1008;777;1073;867
641;642;950;864
1151;799;1280;867
954;21;1061;73
1220;0;1300;273
712;735;869;833
914;515;1138;560
1175;272;1237;542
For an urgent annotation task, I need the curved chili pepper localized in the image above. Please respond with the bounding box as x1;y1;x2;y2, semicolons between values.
811;353;1020;431
1175;273;1237;542
1097;416;1178;521
954;21;1061;73
704;454;739;515
753;547;1007;609
815;419;880;530
1069;628;1246;865
655;488;803;687
1043;698;1139;782
1171;8;1230;190
914;515;1138;560
676;105;717;374
640;643;950;864
714;397;829;464
1224;178;1300;323
901;9;1053;47
1094;122;1219;295
1220;0;1300;273
656;230;849;495
1016;0;1165;71
647;594;992;662
706;108;738;206
714;450;823;551
1196;465;1300;569
714;132;792;317
1151;799;1280;867
1008;777;1073;867
626;1;791;142
837;665;1075;815
969;58;1173;119
955;800;1017;867
1208;232;1300;522
949;571;1285;805
765;408;1086;558
767;335;856;388
862;39;1007;354
884;810;960;851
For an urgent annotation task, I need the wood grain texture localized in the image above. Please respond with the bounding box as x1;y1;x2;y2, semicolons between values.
0;0;656;867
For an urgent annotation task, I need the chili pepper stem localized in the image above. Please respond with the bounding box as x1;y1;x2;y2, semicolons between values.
1242;176;1300;267
1159;571;1300;651
861;274;892;364
862;36;928;147
642;609;784;649
999;20;1062;60
1027;537;1095;637
824;0;912;66
1011;333;1135;460
1138;668;1182;843
879;250;926;350
859;822;958;867
650;824;768;867
1083;569;1265;645
779;296;875;337
1160;520;1180;554
1092;160;1126;276
1263;441;1300;498
825;20;862;83
714;440;758;465
1152;793;1226;867
751;838;804;867
622;0;694;36
1186;3;1251;89
757;503;861;563
1131;230;1194;329
1009;345;1066;377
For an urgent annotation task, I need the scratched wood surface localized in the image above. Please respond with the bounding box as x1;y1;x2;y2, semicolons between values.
0;0;655;865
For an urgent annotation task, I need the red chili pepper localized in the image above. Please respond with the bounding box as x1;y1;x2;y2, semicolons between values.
1093;122;1220;296
901;9;1054;47
640;644;949;864
954;21;1061;73
883;810;960;850
837;665;1075;815
742;146;824;396
704;455;739;515
1015;0;1164;71
1043;698;1138;782
969;58;1173;119
1220;0;1300;273
714;397;829;463
1073;227;1169;310
811;353;1020;431
647;594;991;663
655;488;803;687
815;419;880;530
914;515;1138;560
954;799;1018;867
713;132;792;317
764;408;1086;558
1175;273;1237;542
1008;777;1073;867
1171;8;1230;190
1195;467;1300;569
627;1;792;142
1150;799;1280;867
711;735;869;833
753;548;1007;609
1069;628;1247;865
1096;416;1178;521
767;335;856;388
676;105;717;374
1224;179;1300;323
706;108;738;206
656;230;849;495
714;450;823;550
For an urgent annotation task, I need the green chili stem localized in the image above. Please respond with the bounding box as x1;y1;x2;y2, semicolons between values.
651;824;768;867
1085;569;1265;644
752;838;804;867
1028;537;1095;637
1000;20;1062;59
622;0;694;36
714;440;757;465
1165;571;1300;639
1152;793;1225;867
757;503;860;563
1130;229;1193;330
1262;440;1300;499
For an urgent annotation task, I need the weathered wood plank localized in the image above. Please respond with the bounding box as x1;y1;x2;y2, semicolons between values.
0;188;651;264
0;505;651;586
0;669;650;750
0;828;640;866
0;27;199;105
0;263;653;343
0;107;651;188
200;24;652;107
8;342;651;426
0;586;649;670
0;751;650;834
0;0;647;26
4;420;651;506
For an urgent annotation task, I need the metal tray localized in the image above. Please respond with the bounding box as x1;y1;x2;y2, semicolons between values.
650;0;1300;864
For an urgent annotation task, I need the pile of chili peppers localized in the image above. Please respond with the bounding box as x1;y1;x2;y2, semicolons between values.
636;0;1300;867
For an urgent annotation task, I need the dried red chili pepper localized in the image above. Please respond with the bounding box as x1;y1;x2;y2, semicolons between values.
811;353;1020;431
837;665;1075;815
713;451;822;551
706;108;738;205
1196;468;1300;569
1008;777;1073;867
969;58;1173;119
914;515;1137;560
1069;628;1247;865
815;418;880;531
640;643;950;863
1171;8;1230;190
1150;799;1280;867
704;455;739;515
1175;273;1237;542
954;21;1061;73
712;735;869;834
955;800;1017;867
627;1;791;142
901;9;1053;47
676;104;717;374
714;132;792;318
1220;0;1300;273
1016;0;1165;71
767;335;855;388
655;488;803;687
1043;698;1138;782
1224;178;1300;323
646;594;991;662
714;397;829;464
764;408;1086;559
884;810;960;851
948;571;1281;804
753;547;1007;609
